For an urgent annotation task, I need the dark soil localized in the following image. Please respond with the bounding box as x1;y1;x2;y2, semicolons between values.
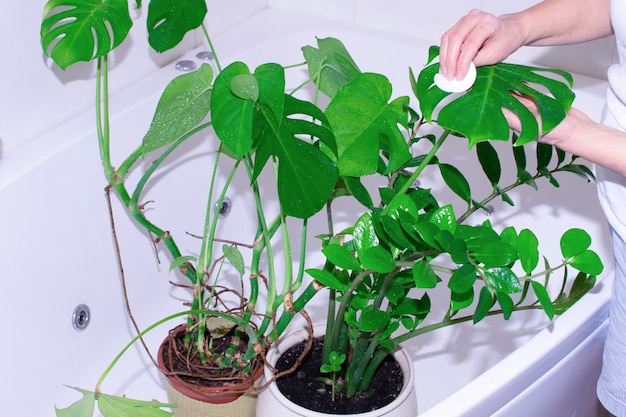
275;337;404;414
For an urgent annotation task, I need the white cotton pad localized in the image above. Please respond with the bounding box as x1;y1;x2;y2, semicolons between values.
434;62;477;93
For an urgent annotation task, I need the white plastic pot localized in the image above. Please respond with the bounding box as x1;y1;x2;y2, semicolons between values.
256;325;418;417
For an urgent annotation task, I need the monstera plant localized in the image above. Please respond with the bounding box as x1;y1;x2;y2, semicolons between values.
40;1;603;416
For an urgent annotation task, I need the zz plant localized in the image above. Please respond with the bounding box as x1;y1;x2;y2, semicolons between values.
40;0;603;415
307;45;603;399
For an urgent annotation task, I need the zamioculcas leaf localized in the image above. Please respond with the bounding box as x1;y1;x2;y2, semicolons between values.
417;49;575;147
532;281;555;320
306;268;348;291
518;229;539;274
353;213;379;259
476;141;501;187
147;0;207;53
358;310;390;332
439;163;471;206
451;288;474;311
412;260;439;288
360;246;396;273
302;37;361;98
496;292;514;319
571;250;604;275
142;64;213;154
470;240;518;268
323;244;361;271
448;264;477;294
41;0;133;69
474;286;495;323
429;204;457;235
483;267;522;294
560;228;592;258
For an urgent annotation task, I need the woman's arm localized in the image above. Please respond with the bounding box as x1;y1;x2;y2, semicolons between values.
439;0;613;81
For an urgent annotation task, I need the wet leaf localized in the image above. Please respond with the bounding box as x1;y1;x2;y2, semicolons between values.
142;64;213;154
147;0;207;52
418;49;574;147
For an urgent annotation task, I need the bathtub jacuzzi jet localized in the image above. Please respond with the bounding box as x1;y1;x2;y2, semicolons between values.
0;8;613;417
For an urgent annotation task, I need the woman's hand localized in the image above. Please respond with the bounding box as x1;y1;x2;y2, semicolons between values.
439;9;526;81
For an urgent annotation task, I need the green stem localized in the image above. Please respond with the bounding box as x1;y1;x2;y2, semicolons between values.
201;23;222;73
386;129;452;212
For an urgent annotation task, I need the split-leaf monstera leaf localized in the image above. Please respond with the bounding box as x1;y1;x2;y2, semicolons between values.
41;0;206;69
416;46;575;147
41;0;133;69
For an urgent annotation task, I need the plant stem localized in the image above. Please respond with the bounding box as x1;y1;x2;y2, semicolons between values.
388;129;451;208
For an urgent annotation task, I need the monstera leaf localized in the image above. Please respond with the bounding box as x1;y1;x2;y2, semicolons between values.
41;0;132;69
325;73;411;177
302;37;361;99
147;0;207;52
211;61;338;219
416;46;575;147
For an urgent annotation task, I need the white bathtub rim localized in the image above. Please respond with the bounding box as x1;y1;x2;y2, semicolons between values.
419;270;613;416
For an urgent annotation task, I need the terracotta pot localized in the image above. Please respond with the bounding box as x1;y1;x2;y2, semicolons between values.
158;324;263;417
256;324;418;417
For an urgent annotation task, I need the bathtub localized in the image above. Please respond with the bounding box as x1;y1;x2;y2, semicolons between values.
0;8;613;417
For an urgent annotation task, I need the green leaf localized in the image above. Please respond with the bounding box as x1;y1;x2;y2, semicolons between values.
429;204;457;235
230;74;259;102
147;0;207;53
358;310;391;332
98;393;174;417
142;64;213;154
169;255;197;273
470;240;518;268
211;62;256;157
560;228;592;258
418;55;574;147
483;267;522;294
531;281;555;320
473;286;495;323
223;245;245;278
325;73;411;176
496;292;514;319
360;246;396;273
450;288;474;311
571;250;604;275
536;142;554;172
448;264;477;293
439;163;471;206
476;141;501;186
412;260;439;289
306;268;348;291
41;0;132;69
323;244;361;271
302;37;361;98
518;229;539;274
353;213;379;259
55;387;95;417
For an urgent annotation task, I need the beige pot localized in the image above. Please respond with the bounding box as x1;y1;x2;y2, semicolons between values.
256;325;418;417
158;324;263;417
